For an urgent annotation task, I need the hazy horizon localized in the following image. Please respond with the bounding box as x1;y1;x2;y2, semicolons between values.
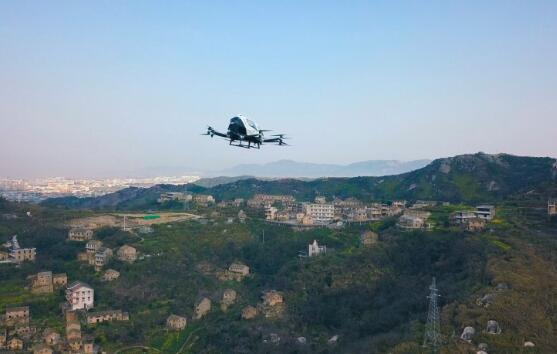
2;1;556;178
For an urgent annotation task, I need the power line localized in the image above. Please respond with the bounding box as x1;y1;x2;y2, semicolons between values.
423;277;442;353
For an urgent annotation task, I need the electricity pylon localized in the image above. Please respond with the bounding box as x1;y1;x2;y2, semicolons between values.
423;277;442;353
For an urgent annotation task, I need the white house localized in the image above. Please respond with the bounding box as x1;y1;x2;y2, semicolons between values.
66;281;94;310
308;240;326;257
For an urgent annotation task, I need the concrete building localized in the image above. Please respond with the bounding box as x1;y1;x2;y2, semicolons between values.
117;245;137;263
475;205;495;221
193;194;215;206
68;228;93;241
308;240;326;257
66;281;94;310
265;206;278;220
303;203;335;223
247;194;295;208
451;211;477;225
157;192;192;203
166;314;187;330
94;248;113;270
85;240;103;254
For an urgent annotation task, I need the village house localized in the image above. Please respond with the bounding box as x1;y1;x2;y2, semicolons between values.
85;240;103;254
65;320;81;341
233;198;245;207
265;206;278;220
86;310;129;324
102;269;120;282
475;205;495;220
117;245;137;263
247;194;296;209
68;228;94;241
33;344;53;354
360;231;378;246
14;325;35;338
28;272;67;294
193;194;215;206
220;289;237;311
194;298;211;320
451;211;477;225
241;306;258;320
549;199;557;216
66;281;94;310
157;192;192;203
43;328;60;345
262;290;283;307
5;306;30;326
303;203;335;223
308;240;326;257
94;247;113;270
465;218;486;232
0;328;6;348
10;247;36;263
0;250;9;261
398;214;427;230
7;337;23;351
237;210;247;223
229;262;250;277
166;314;187;330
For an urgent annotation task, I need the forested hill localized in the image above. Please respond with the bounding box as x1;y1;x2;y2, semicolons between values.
42;153;557;210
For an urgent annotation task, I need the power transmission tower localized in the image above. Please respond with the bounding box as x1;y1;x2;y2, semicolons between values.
423;277;442;353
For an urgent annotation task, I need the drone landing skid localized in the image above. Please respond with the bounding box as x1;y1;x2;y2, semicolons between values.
229;140;260;149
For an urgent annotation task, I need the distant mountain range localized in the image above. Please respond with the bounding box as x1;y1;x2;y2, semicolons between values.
41;153;557;210
210;159;432;178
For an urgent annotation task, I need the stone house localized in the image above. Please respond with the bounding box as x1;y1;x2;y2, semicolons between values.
7;337;23;351
86;310;129;324
0;328;6;348
117;245;137;263
53;273;68;287
241;306;258;320
193;194;215;206
360;231;378;246
166;314;187;330
29;272;67;294
102;269;120;282
194;298;211;320
43;328;60;345
68;228;93;241
5;306;30;326
549;199;557;216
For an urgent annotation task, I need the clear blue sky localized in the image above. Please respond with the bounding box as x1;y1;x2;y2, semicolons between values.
1;1;556;178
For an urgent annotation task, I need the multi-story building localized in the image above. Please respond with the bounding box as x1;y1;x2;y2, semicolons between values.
229;263;250;276
10;248;36;263
85;240;103;254
166;314;187;330
193;194;215;206
247;194;296;209
265;206;278;220
303;203;335;223
157;192;192;203
68;228;93;241
66;281;94;310
475;205;495;220
94;248;112;270
450;211;477;225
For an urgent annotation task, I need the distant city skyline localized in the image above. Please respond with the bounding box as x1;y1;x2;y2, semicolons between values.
1;1;556;178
